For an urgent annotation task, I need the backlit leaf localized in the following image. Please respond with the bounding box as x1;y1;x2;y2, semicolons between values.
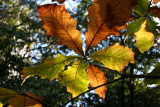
89;43;135;71
38;4;84;56
134;0;150;16
144;62;160;84
124;17;145;37
153;0;160;4
0;87;43;107
87;64;107;99
21;54;77;81
85;0;137;52
61;60;89;98
149;7;160;19
134;20;154;53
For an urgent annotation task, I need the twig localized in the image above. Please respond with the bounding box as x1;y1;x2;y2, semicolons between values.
62;77;123;106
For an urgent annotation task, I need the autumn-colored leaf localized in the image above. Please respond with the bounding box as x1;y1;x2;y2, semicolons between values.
153;0;160;4
85;0;138;52
134;20;154;53
149;7;160;18
52;0;65;4
0;87;43;107
87;64;107;99
61;60;89;98
133;0;150;16
89;43;135;71
124;17;145;37
38;4;84;56
144;62;160;84
21;54;77;81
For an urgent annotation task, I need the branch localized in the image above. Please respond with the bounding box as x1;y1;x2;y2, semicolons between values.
125;74;160;79
62;77;123;106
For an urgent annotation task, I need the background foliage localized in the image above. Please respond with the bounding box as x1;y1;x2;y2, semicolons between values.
0;0;160;107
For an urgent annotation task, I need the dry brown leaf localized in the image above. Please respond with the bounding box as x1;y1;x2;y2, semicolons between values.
87;64;107;99
153;0;160;4
85;0;138;52
149;7;160;18
38;4;84;56
52;0;65;4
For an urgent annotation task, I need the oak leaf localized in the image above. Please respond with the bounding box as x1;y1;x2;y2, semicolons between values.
61;60;89;98
134;20;154;53
85;0;138;52
89;43;135;71
21;54;77;81
38;4;84;56
87;64;107;99
0;87;43;107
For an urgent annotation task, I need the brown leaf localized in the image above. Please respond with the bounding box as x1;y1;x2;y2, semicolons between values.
52;0;65;4
38;4;84;56
149;7;160;18
87;64;107;99
85;0;138;52
153;0;160;4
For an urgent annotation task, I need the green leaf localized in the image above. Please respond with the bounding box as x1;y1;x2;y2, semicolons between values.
21;54;77;81
124;17;145;37
147;18;160;37
144;62;160;85
89;43;135;71
134;19;154;53
134;0;150;16
61;60;89;97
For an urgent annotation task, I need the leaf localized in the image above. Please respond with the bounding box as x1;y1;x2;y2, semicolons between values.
0;87;43;107
61;60;89;98
87;64;107;99
149;7;160;19
38;4;84;56
144;62;160;85
21;54;77;81
153;0;160;4
52;0;65;4
89;43;135;71
124;17;145;37
134;19;154;53
133;0;150;16
148;18;160;37
85;0;138;52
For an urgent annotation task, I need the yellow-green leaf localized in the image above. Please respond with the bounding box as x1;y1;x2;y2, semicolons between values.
61;60;89;98
89;43;135;71
21;54;77;81
0;87;43;107
134;20;154;53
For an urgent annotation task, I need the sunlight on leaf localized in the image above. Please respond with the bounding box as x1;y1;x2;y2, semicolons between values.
21;54;77;81
134;19;154;53
89;43;135;71
85;0;138;52
87;64;107;99
38;4;84;56
61;60;89;98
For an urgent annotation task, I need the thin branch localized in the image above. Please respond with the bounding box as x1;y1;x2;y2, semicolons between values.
62;77;123;106
125;74;160;79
